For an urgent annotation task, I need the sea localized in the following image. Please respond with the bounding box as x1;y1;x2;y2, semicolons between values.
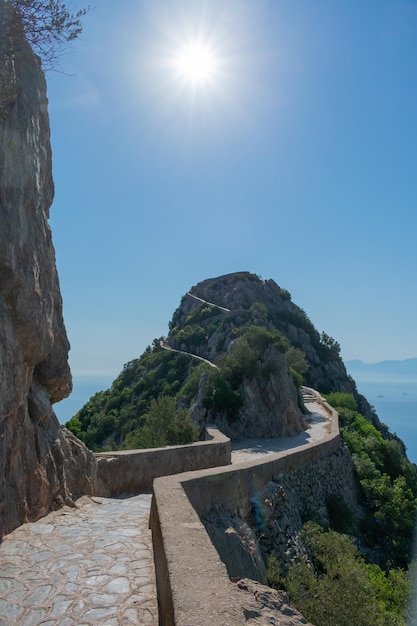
350;375;417;465
54;372;417;465
54;374;115;425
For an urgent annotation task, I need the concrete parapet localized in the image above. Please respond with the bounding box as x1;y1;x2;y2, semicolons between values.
150;400;341;624
94;427;231;496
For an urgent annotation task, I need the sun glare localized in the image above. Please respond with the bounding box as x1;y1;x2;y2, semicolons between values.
173;41;218;85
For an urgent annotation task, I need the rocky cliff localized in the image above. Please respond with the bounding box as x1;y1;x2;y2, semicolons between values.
70;271;384;449
0;3;96;538
171;272;355;395
171;272;381;426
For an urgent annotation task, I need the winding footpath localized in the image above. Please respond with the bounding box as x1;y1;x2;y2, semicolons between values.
0;289;333;626
159;340;218;368
231;386;332;463
158;290;233;368
186;291;231;312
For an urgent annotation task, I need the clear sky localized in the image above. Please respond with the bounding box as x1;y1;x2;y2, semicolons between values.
46;0;417;381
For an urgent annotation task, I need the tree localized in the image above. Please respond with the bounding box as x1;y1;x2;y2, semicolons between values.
1;0;90;70
320;332;341;357
276;523;410;626
123;396;200;450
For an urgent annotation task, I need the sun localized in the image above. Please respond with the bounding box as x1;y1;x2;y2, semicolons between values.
173;41;218;85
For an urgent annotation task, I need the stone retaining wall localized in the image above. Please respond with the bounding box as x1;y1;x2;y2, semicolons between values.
150;392;343;625
94;427;230;496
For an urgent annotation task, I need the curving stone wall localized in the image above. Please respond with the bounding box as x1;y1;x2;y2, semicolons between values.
95;427;231;496
150;393;342;624
203;444;357;582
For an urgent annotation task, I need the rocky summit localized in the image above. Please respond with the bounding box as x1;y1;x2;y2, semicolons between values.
69;271;377;450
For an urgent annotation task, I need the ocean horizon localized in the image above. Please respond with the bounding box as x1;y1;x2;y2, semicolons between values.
55;374;115;425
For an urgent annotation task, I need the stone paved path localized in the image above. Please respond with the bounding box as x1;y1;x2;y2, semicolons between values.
231;388;332;464
0;494;158;626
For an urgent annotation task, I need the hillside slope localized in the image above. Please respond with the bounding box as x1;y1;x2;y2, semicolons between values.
68;272;378;450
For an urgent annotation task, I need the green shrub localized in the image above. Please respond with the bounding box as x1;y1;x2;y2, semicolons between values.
203;372;243;422
285;345;308;375
280;522;410;626
290;367;303;390
326;494;354;534
325;392;357;411
123;396;199;449
340;411;417;567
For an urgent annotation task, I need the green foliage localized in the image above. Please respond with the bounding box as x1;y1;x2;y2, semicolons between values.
203;372;243;422
319;392;417;568
280;288;291;301
290;367;303;390
320;331;341;357
332;409;417;566
266;554;284;589
65;344;199;450
324;392;357;412
177;362;212;405
123;396;199;449
285;345;308;375
326;494;354;534
5;1;90;69
65;415;82;438
220;325;289;387
170;324;207;349
249;302;267;316
184;304;220;325
273;522;411;626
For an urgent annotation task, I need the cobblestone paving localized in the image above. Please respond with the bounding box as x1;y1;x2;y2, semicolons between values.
0;495;158;625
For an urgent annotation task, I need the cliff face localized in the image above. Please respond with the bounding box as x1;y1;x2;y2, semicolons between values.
71;272;369;449
172;272;355;395
0;4;96;538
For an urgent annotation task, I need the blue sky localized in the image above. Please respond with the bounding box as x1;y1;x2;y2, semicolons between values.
47;0;417;382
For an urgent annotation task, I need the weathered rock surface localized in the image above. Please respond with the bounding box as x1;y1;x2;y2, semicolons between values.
237;578;313;625
0;4;96;538
171;272;382;428
174;271;354;395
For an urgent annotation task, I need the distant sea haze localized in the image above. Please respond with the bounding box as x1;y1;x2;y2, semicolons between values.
55;361;417;466
55;374;115;425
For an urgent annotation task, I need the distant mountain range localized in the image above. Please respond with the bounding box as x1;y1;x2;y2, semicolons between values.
346;358;417;378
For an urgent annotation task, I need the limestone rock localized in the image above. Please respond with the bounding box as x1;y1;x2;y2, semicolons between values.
212;344;306;440
237;578;313;625
0;5;96;538
172;272;357;396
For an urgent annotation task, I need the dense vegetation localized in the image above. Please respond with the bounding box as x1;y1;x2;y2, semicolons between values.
66;323;308;449
66;273;417;621
268;523;412;626
66;344;203;450
64;274;357;450
327;392;417;569
267;392;417;625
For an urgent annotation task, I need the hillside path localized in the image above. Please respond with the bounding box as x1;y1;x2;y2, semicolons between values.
0;392;333;625
159;339;218;368
187;291;231;312
231;387;332;463
0;494;157;626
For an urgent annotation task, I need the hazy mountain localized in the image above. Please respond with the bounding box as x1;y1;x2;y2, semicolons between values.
346;358;417;378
